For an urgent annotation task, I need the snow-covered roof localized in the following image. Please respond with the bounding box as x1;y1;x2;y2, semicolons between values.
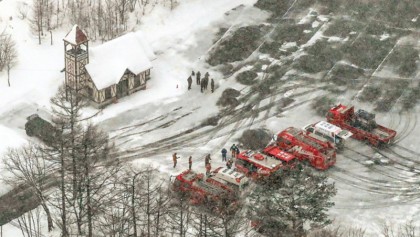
63;25;88;45
85;32;156;91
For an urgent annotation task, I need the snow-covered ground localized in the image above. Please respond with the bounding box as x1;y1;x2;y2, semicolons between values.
1;0;420;236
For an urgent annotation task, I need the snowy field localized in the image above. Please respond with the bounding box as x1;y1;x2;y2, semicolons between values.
1;0;420;236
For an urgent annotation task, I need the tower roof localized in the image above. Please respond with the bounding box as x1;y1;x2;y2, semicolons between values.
64;25;88;45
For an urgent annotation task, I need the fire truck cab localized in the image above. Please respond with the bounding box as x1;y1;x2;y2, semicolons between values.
303;121;352;149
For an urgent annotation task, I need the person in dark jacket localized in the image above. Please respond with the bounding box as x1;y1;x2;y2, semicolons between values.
192;70;195;76
203;77;209;90
221;148;227;161
205;154;211;165
188;156;192;170
187;76;192;90
210;79;215;93
196;71;201;85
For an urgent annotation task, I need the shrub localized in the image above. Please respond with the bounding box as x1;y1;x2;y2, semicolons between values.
207;26;262;66
236;70;258;85
343;35;395;69
387;46;419;77
358;86;381;102
217;88;241;108
324;19;364;37
294;54;334;73
238;129;272;150
312;96;337;116
254;0;290;16
327;64;364;85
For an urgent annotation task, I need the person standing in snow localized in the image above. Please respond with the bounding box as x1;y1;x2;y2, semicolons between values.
226;159;233;169
211;79;215;93
192;70;195;77
230;144;237;158
187;76;192;90
203;77;209;90
200;82;204;93
196;71;201;85
173;153;180;168
188;156;192;170
206;162;211;176
205;154;211;165
221;148;227;162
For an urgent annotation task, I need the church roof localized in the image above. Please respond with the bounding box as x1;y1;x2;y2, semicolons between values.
85;31;156;91
63;25;88;45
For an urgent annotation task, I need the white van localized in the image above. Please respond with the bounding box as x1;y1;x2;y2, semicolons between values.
303;121;353;149
208;167;249;192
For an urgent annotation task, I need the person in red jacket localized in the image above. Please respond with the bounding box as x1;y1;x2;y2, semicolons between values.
206;162;211;176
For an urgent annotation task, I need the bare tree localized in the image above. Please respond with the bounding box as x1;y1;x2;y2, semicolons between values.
16;207;43;237
30;0;45;45
0;32;18;87
382;221;418;237
2;145;55;232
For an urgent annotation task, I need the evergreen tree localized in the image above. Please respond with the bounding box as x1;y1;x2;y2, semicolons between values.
248;166;336;237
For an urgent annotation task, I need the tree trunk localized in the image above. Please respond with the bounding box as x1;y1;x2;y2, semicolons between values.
147;178;150;237
41;203;53;232
60;139;68;237
132;179;137;237
7;65;10;87
86;165;92;237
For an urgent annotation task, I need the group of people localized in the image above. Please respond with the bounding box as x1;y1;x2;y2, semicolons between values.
187;70;215;93
172;144;240;173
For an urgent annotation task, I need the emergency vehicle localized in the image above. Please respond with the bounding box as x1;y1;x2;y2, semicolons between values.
327;104;396;146
303;121;352;149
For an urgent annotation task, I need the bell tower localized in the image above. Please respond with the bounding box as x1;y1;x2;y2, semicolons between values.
63;25;89;93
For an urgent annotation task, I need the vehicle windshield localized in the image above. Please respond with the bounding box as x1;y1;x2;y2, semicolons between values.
335;136;342;145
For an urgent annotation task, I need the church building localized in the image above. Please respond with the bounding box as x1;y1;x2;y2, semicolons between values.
63;25;156;108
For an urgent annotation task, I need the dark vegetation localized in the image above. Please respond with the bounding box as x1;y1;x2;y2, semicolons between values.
254;0;291;17
236;70;258;85
207;26;263;66
326;64;365;85
272;22;314;46
217;88;241;108
374;80;409;112
401;84;420;110
312;95;337;116
323;19;364;38
294;40;342;73
343;35;395;69
238;129;271;150
358;86;381;102
387;46;419;77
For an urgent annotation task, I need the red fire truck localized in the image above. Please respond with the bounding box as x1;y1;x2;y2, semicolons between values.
275;127;336;170
172;170;232;206
326;104;396;146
